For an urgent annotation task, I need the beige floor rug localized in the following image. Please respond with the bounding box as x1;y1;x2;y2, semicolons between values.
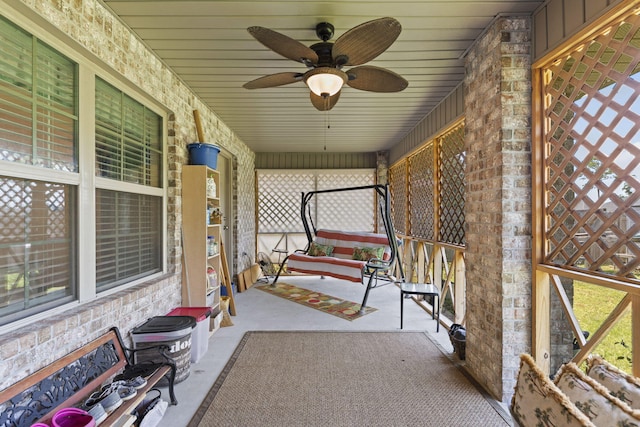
188;331;512;427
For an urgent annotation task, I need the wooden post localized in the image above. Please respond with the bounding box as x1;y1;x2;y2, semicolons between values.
220;242;237;316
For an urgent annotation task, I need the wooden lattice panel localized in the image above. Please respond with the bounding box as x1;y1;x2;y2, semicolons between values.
316;173;374;231
543;13;640;280
438;124;466;246
408;144;435;240
389;161;407;235
256;171;376;234
257;172;315;233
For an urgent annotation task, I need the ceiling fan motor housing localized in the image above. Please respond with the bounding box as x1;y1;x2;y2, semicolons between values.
315;22;334;41
310;42;334;67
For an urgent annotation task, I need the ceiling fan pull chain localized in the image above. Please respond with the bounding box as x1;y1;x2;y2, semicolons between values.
323;105;332;151
324;110;328;151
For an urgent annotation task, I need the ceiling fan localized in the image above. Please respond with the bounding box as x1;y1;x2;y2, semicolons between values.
243;17;408;111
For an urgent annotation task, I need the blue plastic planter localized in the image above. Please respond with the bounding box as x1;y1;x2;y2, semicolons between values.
187;143;220;169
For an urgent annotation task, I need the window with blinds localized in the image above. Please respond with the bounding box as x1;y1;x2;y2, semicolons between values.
0;15;166;325
0;17;78;324
95;190;162;292
95;78;164;292
0;16;78;171
95;78;162;187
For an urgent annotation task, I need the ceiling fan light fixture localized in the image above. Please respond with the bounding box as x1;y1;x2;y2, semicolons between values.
304;67;347;97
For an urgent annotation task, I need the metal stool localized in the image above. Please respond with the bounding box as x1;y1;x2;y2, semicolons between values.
400;282;440;332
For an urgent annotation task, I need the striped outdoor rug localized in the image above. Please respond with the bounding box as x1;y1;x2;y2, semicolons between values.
255;282;377;320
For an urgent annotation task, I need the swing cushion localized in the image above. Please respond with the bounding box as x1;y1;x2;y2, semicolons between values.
308;242;334;257
352;246;385;261
287;229;392;283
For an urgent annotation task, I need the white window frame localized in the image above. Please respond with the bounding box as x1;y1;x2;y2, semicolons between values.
0;6;168;332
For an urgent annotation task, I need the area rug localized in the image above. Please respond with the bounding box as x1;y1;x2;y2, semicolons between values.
187;331;512;427
255;282;377;320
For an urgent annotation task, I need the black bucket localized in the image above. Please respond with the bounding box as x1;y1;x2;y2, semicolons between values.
131;316;196;384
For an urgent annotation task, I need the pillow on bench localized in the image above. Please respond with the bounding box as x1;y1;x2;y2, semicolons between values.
554;362;640;426
511;354;594;427
308;242;334;257
586;354;640;409
352;246;384;261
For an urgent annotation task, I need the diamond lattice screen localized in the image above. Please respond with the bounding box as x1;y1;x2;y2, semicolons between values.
438;124;466;245
543;13;640;280
389;162;407;235
257;172;315;233
408;144;435;240
257;170;375;233
316;173;375;231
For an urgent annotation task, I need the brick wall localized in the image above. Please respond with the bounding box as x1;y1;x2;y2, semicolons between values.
464;16;532;402
0;0;255;390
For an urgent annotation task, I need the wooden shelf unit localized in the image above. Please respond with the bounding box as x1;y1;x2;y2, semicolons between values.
182;165;222;330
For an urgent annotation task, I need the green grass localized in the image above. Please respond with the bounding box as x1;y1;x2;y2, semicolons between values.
573;280;633;373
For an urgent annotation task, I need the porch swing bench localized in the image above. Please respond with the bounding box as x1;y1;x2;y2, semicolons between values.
271;184;404;313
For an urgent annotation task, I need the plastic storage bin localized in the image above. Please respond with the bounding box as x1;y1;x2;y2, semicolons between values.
131;316;196;384
187;143;220;169
167;307;212;363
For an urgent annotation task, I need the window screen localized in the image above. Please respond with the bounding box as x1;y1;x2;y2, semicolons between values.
95;78;164;291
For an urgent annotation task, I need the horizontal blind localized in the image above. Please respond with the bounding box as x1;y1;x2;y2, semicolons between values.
0;17;33;165
95;78;162;187
0;16;77;171
35;42;76;171
95;190;162;291
95;78;123;181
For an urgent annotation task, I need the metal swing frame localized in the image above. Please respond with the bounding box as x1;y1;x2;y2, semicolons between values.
271;184;405;313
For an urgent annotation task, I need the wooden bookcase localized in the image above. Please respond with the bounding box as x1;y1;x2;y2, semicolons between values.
181;165;222;331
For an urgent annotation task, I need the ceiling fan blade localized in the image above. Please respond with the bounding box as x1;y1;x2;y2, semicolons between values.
310;91;341;111
248;26;319;64
332;17;401;66
346;66;408;92
243;72;303;89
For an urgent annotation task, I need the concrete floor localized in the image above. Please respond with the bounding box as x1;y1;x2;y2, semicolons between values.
156;275;467;427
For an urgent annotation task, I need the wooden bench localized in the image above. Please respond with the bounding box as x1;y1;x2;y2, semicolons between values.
0;327;177;427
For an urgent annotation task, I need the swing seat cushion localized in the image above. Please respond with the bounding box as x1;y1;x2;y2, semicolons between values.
287;229;392;283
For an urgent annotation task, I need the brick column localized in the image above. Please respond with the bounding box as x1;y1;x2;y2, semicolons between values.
464;16;532;402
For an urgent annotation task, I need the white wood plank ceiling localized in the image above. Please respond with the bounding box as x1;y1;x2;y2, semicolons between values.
102;0;542;153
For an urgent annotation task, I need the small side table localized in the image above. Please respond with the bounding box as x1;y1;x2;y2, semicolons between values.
400;282;440;332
